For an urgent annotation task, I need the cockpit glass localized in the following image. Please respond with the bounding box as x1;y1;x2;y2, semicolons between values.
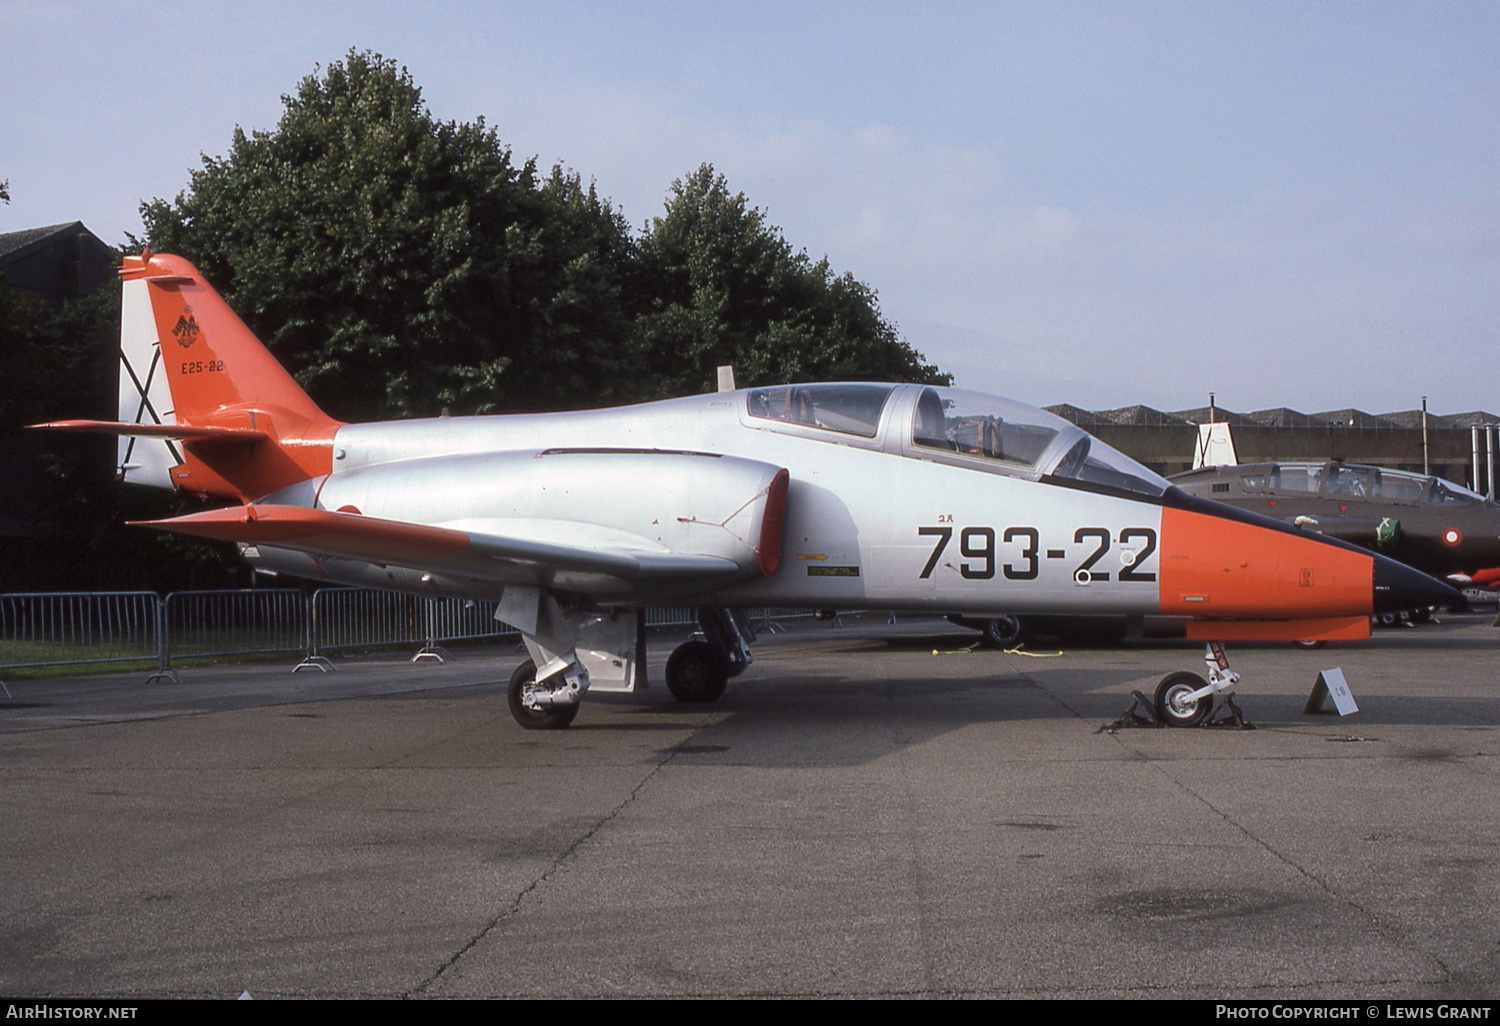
1274;465;1323;494
1374;470;1428;503
1324;465;1375;498
912;388;1062;469
913;387;1169;497
1427;478;1485;506
747;383;894;438
1044;434;1171;497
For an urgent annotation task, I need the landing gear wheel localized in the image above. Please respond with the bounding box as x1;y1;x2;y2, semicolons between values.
1154;671;1212;728
1294;639;1327;650
1375;611;1400;627
981;615;1024;648
665;641;730;704
507;659;580;731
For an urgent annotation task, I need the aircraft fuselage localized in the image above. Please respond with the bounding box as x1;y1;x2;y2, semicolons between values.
243;384;1444;630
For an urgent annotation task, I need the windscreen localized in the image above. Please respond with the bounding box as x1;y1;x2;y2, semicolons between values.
1044;434;1171;498
1427;477;1487;506
913;387;1169;498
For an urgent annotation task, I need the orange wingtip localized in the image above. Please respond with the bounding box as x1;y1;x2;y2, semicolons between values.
29;419;268;442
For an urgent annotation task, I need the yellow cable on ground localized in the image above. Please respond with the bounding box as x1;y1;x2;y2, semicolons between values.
929;644;1064;657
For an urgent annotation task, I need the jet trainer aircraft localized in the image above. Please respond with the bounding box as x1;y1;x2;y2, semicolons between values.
36;253;1457;728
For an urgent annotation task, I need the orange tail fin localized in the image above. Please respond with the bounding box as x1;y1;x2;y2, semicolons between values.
41;252;344;502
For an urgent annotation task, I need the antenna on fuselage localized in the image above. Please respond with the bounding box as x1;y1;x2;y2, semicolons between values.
717;365;737;392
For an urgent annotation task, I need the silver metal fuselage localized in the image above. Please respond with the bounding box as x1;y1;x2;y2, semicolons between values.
252;384;1167;616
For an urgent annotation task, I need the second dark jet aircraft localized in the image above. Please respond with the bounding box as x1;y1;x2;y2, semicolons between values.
1171;460;1500;591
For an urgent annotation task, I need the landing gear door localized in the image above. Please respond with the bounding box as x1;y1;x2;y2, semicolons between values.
575;608;644;694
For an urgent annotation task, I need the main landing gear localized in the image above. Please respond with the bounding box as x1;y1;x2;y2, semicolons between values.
505;603;755;729
665;607;756;704
981;615;1025;649
508;659;582;731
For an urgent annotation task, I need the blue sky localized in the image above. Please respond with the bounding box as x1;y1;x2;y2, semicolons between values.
3;1;1495;415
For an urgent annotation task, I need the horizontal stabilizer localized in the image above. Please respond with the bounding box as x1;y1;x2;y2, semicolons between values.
134;505;744;583
30;419;269;443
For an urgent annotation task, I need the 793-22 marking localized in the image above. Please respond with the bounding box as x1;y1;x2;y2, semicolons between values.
918;525;1157;582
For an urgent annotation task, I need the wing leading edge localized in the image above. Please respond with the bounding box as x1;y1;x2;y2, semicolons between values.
134;505;749;586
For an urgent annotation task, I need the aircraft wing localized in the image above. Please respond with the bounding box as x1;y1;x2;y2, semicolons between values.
135;505;746;591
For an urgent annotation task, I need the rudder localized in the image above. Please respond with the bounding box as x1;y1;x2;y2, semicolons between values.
50;251;345;501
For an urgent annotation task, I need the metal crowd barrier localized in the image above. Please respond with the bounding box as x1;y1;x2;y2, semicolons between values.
0;589;824;687
420;596;512;645
304;590;520;669
0;592;162;692
162;589;309;662
644;607;697;628
411;596;520;663
309;588;420;656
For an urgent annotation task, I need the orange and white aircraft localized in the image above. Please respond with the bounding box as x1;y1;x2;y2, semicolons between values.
37;253;1458;728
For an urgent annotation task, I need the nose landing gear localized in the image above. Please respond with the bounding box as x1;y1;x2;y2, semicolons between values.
1114;642;1250;729
1151;642;1246;727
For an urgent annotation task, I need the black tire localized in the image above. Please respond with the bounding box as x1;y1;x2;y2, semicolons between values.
507;659;580;730
1375;611;1400;628
1154;672;1212;728
981;615;1024;648
665;641;730;704
1293;639;1327;650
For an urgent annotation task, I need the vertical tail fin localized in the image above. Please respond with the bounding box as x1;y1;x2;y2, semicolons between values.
1192;421;1238;469
60;252;345;501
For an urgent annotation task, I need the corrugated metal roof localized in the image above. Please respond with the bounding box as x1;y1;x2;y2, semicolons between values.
1312;409;1399;429
1242;407;1321;428
0;222;84;263
1043;403;1099;427
1095;405;1192;427
1168;406;1251;426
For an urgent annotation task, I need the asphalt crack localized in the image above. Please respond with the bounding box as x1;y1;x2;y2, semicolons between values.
406;723;701;996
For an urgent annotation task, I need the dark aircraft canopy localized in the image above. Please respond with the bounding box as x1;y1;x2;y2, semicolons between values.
1203;462;1488;508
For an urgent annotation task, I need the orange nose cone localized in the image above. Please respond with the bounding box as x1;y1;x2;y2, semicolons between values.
1158;506;1374;618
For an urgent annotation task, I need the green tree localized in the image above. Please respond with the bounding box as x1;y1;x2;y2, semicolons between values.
140;50;636;420
140;55;947;421
630;165;948;396
0;279;115;431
